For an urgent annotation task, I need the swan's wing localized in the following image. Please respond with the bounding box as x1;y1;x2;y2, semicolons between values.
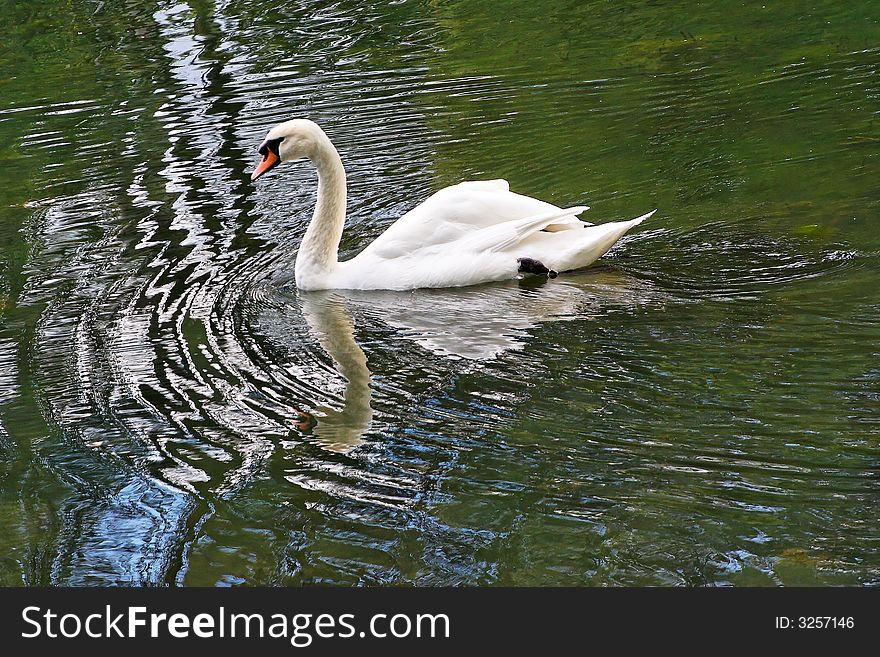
359;180;590;260
451;179;511;193
459;206;589;253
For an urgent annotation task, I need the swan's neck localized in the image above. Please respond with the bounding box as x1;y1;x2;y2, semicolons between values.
296;137;347;286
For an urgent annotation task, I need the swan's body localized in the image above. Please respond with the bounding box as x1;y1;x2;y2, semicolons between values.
251;119;653;291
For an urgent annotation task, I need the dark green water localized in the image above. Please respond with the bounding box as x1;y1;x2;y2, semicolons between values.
1;0;878;586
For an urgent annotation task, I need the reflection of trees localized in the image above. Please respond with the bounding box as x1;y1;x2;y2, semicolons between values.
0;0;169;586
0;0;267;585
421;1;880;222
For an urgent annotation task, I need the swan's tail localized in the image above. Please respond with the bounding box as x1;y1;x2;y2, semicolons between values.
551;209;655;272
627;209;656;226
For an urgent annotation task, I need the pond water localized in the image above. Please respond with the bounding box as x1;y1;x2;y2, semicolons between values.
0;0;878;586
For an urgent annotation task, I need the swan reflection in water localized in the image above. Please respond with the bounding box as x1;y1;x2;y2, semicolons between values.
275;269;661;452
296;291;374;452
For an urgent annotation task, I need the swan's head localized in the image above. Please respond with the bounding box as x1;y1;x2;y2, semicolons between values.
250;119;330;181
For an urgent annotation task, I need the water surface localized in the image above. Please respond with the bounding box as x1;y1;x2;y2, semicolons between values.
0;0;879;585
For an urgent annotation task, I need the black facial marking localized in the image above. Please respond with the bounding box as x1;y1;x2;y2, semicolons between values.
258;137;284;160
518;257;558;278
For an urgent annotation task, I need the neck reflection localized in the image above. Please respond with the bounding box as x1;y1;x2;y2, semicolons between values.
299;291;373;453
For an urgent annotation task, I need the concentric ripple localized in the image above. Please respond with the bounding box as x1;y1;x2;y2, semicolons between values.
0;0;879;586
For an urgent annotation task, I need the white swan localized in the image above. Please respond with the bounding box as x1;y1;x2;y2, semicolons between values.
251;119;653;291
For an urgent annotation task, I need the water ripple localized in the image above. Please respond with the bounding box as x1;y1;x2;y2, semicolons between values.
0;0;878;587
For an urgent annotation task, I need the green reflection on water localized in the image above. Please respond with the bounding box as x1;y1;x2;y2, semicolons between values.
0;0;878;586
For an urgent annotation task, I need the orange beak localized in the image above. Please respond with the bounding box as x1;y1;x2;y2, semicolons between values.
250;150;279;181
